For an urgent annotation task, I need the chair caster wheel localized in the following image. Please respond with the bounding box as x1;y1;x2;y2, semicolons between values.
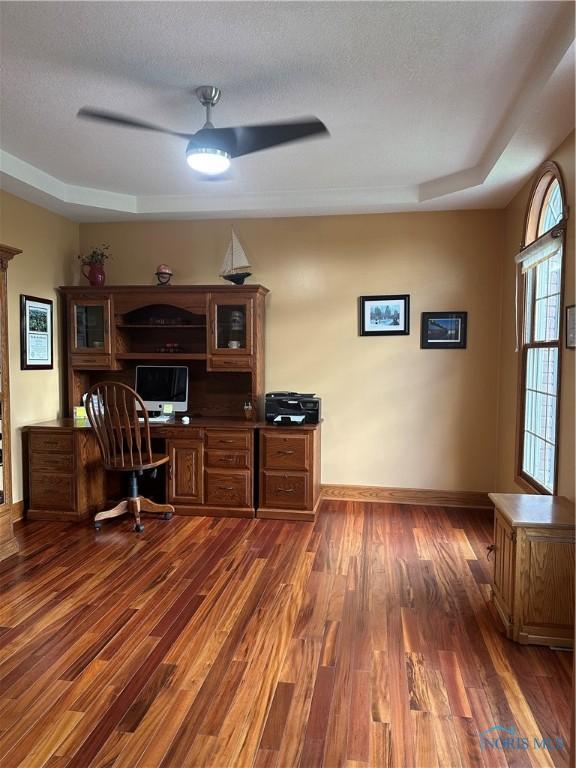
163;512;173;520
134;523;145;533
94;522;102;531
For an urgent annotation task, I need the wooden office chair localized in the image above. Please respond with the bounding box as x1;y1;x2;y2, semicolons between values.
85;381;174;532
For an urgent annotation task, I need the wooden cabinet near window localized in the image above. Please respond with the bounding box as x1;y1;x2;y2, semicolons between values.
489;493;574;647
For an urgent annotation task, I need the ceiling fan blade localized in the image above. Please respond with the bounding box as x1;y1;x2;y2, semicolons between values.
192;117;329;158
77;107;193;138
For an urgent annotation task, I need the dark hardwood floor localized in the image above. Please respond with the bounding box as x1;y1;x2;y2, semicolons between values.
0;501;572;767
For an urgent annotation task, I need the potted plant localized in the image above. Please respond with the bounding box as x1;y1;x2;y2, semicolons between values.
78;245;110;286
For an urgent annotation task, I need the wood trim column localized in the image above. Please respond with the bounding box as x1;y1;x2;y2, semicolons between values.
0;244;21;561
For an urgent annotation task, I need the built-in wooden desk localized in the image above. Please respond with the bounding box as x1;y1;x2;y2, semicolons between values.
24;418;321;523
488;492;575;647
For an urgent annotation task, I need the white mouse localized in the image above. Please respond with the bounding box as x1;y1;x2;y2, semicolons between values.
182;416;190;424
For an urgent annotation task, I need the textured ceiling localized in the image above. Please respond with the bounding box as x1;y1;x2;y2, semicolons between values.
0;1;574;220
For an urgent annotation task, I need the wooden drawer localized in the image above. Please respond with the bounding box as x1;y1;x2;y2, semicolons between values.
205;450;249;470
71;353;112;370
262;471;308;509
262;432;309;471
31;452;74;473
205;430;251;451
205;470;250;508
30;473;74;511
30;431;73;454
154;426;204;440
208;356;253;371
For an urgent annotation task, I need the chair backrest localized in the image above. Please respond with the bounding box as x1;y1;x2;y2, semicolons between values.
85;381;153;469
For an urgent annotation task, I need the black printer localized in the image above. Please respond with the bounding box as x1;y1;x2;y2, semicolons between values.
265;392;321;424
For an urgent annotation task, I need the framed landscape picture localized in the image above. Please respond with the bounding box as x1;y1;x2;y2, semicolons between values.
20;295;53;369
421;311;467;349
359;294;410;336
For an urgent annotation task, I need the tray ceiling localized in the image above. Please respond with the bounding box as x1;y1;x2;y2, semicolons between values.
0;1;574;221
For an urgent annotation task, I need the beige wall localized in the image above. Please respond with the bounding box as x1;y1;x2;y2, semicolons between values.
496;131;575;500
80;210;505;491
6;140;573;501
0;191;78;503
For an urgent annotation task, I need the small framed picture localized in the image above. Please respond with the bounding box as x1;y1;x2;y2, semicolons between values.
20;295;53;369
421;311;467;349
567;304;575;349
359;294;410;336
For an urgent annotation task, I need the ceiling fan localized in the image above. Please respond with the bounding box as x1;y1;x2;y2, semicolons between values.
78;85;329;176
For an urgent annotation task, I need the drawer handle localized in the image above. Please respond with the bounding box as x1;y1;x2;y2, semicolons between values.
218;486;235;491
486;544;496;560
278;487;295;493
219;439;234;444
42;441;60;447
219;457;235;462
278;450;295;455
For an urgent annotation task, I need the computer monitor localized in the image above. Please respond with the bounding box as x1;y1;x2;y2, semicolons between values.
135;365;189;413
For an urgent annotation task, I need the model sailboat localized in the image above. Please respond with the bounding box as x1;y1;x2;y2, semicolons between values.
219;231;252;285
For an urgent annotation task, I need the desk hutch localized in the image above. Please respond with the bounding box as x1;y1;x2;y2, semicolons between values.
25;285;321;523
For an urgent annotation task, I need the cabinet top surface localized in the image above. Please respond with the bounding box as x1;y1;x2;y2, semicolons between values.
24;417;320;432
489;492;575;529
59;284;269;295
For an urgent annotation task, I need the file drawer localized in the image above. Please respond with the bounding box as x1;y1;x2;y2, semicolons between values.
205;470;251;508
262;471;308;509
30;473;74;511
31;452;74;473
262;433;309;471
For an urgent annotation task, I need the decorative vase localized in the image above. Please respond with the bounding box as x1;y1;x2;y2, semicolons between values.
82;263;106;287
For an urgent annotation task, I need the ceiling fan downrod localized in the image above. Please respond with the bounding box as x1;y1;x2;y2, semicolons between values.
195;85;221;129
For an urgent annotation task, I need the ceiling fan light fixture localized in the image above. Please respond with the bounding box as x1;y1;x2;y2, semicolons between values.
186;145;230;175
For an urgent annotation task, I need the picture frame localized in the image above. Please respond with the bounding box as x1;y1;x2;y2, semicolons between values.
359;294;410;336
421;311;467;349
567;304;575;349
20;295;53;370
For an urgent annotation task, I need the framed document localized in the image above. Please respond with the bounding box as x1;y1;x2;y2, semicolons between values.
20;295;53;370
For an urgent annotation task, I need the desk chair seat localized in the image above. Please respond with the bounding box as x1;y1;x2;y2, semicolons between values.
85;382;175;533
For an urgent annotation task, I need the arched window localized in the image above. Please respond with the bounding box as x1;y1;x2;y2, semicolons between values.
516;162;566;493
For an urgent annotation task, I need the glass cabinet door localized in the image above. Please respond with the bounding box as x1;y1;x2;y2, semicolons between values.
209;297;253;354
71;298;111;354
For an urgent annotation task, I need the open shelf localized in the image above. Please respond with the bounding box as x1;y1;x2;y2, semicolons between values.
117;324;206;329
116;352;207;361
